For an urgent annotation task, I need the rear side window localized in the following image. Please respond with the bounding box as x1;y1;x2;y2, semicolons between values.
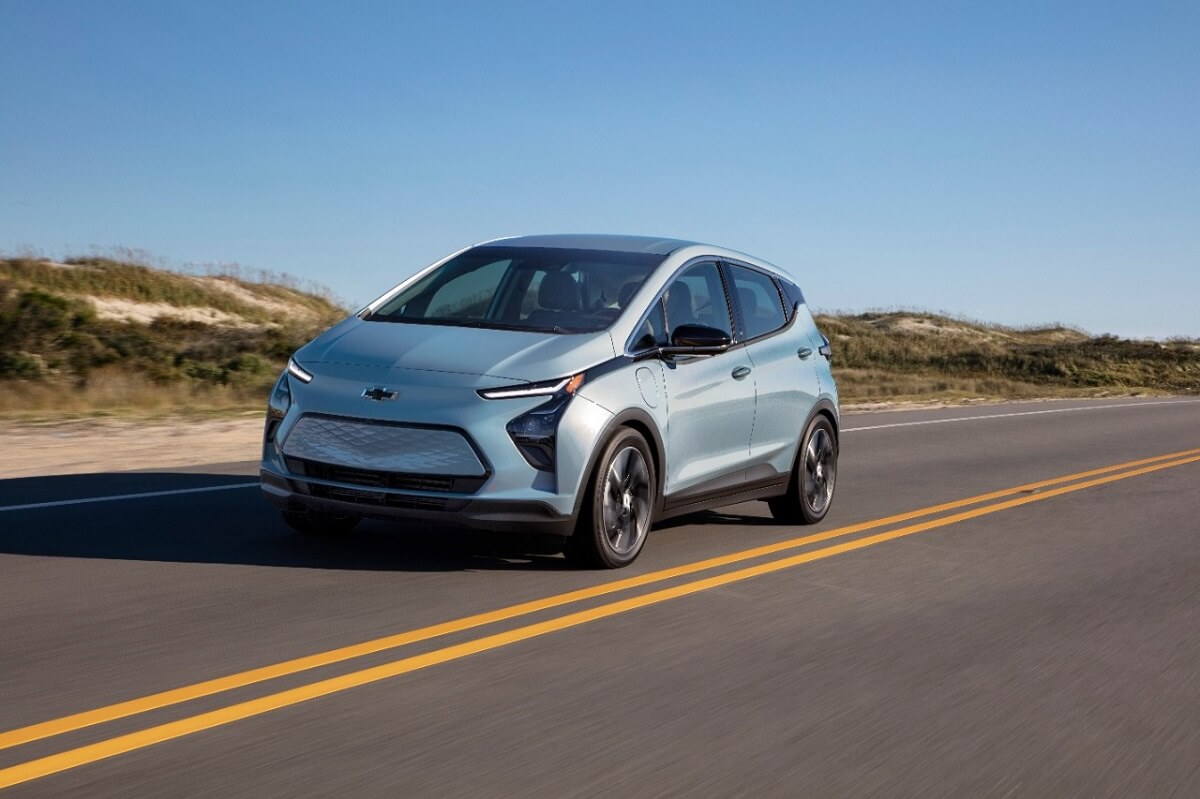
728;265;786;339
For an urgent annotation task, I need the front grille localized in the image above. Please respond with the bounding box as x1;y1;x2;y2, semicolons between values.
281;415;487;476
286;458;486;494
304;482;452;510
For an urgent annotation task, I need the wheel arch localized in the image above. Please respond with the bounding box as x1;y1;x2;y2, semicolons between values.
812;399;840;447
791;399;840;475
568;407;667;524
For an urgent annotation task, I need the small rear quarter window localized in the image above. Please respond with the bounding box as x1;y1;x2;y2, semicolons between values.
780;279;805;315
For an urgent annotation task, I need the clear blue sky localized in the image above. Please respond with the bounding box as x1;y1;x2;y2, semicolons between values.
2;1;1197;337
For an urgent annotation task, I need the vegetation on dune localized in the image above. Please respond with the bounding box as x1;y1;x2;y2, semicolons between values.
0;256;347;414
816;311;1200;401
0;257;340;320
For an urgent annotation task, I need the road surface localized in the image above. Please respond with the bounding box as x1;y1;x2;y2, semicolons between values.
1;397;1198;796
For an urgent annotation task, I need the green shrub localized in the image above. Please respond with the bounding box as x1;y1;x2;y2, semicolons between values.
0;352;43;379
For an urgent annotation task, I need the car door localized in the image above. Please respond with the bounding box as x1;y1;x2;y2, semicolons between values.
725;262;821;483
658;260;756;499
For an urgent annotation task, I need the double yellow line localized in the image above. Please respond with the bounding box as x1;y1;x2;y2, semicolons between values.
2;447;1199;789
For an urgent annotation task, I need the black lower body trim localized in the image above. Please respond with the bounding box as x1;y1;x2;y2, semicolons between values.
261;470;575;536
659;475;789;520
284;458;487;494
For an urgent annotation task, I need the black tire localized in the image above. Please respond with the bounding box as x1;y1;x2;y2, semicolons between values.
566;428;656;569
281;508;361;536
768;415;838;525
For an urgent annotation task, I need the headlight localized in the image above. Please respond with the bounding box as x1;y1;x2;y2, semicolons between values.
267;358;308;442
506;394;573;472
479;373;586;472
267;370;291;423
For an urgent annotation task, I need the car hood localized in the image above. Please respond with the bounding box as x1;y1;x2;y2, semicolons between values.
295;318;616;384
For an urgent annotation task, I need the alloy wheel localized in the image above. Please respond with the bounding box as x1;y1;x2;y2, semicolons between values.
601;446;652;556
802;427;836;516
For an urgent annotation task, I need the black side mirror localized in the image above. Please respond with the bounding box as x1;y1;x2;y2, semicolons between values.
660;324;732;356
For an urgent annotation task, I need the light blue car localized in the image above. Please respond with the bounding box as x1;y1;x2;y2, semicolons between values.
261;234;839;567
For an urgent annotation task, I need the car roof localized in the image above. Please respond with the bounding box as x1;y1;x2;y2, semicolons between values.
480;234;698;255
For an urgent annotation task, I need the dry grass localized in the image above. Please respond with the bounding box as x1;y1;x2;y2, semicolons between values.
0;257;344;327
0;368;269;421
0;255;348;421
817;311;1200;404
831;368;1171;405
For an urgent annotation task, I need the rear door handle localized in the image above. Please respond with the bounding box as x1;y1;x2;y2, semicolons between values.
797;347;814;360
731;366;752;380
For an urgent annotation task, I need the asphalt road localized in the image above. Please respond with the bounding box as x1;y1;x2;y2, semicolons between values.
1;397;1198;796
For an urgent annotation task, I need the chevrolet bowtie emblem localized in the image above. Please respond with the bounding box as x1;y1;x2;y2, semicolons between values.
362;386;399;401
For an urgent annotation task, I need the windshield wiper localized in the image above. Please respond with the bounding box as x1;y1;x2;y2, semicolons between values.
365;316;582;333
452;320;541;332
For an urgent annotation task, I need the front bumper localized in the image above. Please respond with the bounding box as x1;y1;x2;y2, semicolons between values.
260;466;576;534
260;370;615;535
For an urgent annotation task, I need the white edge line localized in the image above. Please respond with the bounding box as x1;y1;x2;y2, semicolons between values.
0;482;260;513
842;399;1200;432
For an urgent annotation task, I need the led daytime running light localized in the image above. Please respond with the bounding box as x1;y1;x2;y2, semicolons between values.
287;358;314;384
479;373;584;400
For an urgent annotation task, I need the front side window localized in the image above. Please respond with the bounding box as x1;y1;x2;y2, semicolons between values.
368;246;665;334
663;261;732;340
630;299;668;352
728;264;786;339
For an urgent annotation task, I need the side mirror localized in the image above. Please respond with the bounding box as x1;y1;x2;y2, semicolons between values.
660;324;732;356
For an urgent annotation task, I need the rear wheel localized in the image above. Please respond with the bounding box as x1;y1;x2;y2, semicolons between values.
281;508;361;536
567;429;656;569
768;415;837;525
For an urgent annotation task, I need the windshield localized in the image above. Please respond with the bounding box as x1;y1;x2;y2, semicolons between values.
366;246;665;333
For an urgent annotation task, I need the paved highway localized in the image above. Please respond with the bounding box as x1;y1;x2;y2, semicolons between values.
1;398;1198;796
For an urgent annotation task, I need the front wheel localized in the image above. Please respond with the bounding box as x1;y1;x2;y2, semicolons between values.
768;415;838;525
567;428;656;569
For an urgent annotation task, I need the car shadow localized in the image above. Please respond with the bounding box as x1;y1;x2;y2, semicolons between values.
0;470;772;573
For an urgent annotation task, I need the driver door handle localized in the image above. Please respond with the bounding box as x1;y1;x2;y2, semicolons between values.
731;366;752;380
797;347;814;359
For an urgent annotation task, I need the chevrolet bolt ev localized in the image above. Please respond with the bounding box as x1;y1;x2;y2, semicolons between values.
261;235;839;568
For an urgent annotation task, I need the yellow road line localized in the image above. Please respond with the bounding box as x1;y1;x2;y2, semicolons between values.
1;446;1198;754
1;451;1197;790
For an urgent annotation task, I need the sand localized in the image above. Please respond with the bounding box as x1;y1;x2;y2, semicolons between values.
0;416;264;478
